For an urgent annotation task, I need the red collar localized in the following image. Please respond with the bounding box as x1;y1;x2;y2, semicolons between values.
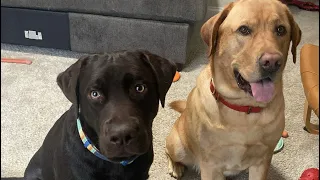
210;80;262;114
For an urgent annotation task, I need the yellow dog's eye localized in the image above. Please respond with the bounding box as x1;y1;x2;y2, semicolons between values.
276;25;286;36
237;25;251;36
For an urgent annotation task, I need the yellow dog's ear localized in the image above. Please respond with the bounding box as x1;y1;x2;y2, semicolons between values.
200;2;234;57
285;8;302;64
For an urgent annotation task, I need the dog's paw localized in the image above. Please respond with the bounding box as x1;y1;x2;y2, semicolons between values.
169;161;185;179
167;154;185;179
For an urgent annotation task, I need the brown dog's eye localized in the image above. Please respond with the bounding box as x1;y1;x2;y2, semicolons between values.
276;25;286;36
237;25;251;36
90;90;101;99
135;84;146;93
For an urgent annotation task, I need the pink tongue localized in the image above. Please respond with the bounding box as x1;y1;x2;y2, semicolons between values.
250;80;275;103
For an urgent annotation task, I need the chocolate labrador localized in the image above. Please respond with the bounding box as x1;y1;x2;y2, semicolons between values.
165;0;301;179
2;50;176;180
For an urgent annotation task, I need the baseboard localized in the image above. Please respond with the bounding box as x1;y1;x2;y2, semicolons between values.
205;6;223;20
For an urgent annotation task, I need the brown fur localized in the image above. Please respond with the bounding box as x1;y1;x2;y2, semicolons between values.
165;0;301;179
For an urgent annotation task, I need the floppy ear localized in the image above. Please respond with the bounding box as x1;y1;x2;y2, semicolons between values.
201;2;234;57
141;51;177;108
285;9;302;64
57;55;89;104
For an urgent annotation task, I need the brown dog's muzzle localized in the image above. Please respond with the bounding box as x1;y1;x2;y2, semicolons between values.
100;116;150;161
106;119;140;147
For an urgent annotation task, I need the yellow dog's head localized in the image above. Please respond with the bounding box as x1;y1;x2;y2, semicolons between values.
201;0;301;103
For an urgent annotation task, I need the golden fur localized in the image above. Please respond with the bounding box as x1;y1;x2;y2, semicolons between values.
165;0;301;179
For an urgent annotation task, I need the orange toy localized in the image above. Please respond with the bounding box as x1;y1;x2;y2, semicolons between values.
282;130;289;138
173;71;181;82
1;58;32;65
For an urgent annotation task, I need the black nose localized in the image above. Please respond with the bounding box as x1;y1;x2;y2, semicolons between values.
108;124;139;146
259;52;282;73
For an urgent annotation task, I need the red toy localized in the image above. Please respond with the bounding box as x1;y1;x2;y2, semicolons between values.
299;168;319;180
281;0;319;11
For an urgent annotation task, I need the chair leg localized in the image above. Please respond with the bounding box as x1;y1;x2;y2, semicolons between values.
303;99;319;135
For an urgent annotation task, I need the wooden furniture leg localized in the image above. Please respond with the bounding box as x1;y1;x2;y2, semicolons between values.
304;99;319;134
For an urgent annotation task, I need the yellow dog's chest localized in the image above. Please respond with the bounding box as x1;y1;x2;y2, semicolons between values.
198;126;278;172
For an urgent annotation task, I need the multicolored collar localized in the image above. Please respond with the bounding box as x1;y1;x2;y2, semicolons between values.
76;117;138;166
210;79;263;114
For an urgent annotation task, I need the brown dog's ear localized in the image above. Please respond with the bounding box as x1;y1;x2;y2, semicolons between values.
141;51;177;108
285;9;302;64
201;2;234;57
57;56;89;104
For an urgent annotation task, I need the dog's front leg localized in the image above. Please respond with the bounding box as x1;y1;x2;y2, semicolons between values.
248;155;272;180
200;162;225;180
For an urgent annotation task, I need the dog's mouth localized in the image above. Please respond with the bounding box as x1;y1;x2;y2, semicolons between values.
100;146;143;163
108;155;138;163
234;70;253;96
234;70;275;103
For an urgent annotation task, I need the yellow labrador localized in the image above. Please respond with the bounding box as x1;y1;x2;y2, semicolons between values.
165;0;301;179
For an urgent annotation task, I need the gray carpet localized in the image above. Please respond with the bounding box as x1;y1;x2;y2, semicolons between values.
1;6;319;180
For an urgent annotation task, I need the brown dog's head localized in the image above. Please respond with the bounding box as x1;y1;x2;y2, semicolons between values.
201;0;301;103
57;50;176;162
